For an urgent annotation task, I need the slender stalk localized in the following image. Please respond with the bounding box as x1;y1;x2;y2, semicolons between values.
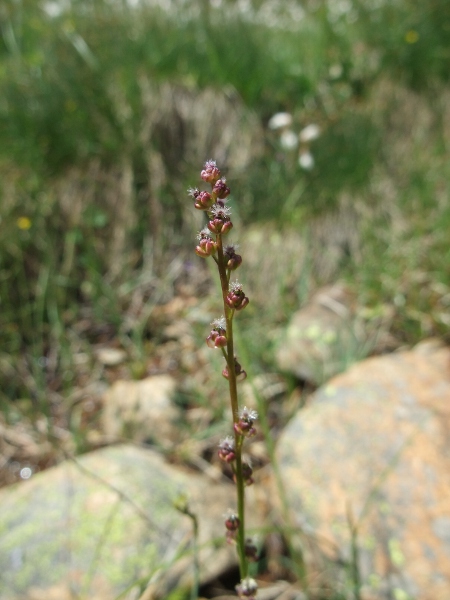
217;235;247;579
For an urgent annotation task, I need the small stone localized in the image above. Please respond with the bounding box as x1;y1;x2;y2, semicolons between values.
101;375;179;447
95;347;127;367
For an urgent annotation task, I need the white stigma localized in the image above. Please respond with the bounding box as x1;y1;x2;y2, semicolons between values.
211;316;227;331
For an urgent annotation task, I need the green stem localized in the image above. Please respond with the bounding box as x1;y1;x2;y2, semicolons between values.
216;235;248;580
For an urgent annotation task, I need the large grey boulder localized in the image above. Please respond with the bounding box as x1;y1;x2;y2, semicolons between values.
0;444;238;600
276;342;450;600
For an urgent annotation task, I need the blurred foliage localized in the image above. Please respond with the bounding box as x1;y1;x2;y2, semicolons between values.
0;0;449;408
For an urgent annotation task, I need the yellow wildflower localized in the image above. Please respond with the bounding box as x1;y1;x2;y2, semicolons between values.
405;30;419;44
17;216;32;230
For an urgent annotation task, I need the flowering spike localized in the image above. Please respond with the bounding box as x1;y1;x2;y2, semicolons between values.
190;160;256;582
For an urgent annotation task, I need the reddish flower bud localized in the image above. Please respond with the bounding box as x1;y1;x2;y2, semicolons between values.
244;538;258;562
218;436;236;463
226;281;249;311
195;229;217;258
207;203;233;235
224;245;243;270
201;159;221;183
213;178;230;199
225;513;240;531
222;357;247;382
206;317;227;348
194;190;214;210
208;218;233;235
206;329;227;348
234;406;258;437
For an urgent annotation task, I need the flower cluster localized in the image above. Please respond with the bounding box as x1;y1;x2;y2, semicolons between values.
234;406;258;438
224;510;240;544
226;280;249;311
189;160;258;600
218;436;236;463
224;244;242;270
268;112;321;170
195;228;217;258
206;316;227;349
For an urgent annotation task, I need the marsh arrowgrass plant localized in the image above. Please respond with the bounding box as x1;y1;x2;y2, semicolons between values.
189;160;258;598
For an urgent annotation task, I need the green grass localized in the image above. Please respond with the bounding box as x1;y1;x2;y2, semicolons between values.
0;0;449;423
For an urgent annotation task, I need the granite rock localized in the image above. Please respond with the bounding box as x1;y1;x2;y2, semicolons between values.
276;342;450;600
0;444;238;600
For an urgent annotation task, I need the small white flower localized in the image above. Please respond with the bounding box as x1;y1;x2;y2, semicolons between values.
218;435;235;450
280;129;299;150
197;227;212;240
268;112;293;130
299;150;315;170
240;406;258;421
299;123;321;143
210;203;232;218
212;316;227;330
229;280;243;293
224;243;240;252
329;63;343;79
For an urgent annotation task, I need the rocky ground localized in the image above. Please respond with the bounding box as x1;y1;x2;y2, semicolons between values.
1;287;450;600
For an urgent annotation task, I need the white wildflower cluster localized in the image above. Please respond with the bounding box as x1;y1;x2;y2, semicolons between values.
267;112;321;170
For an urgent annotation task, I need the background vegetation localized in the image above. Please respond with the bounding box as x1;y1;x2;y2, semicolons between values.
1;0;449;466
